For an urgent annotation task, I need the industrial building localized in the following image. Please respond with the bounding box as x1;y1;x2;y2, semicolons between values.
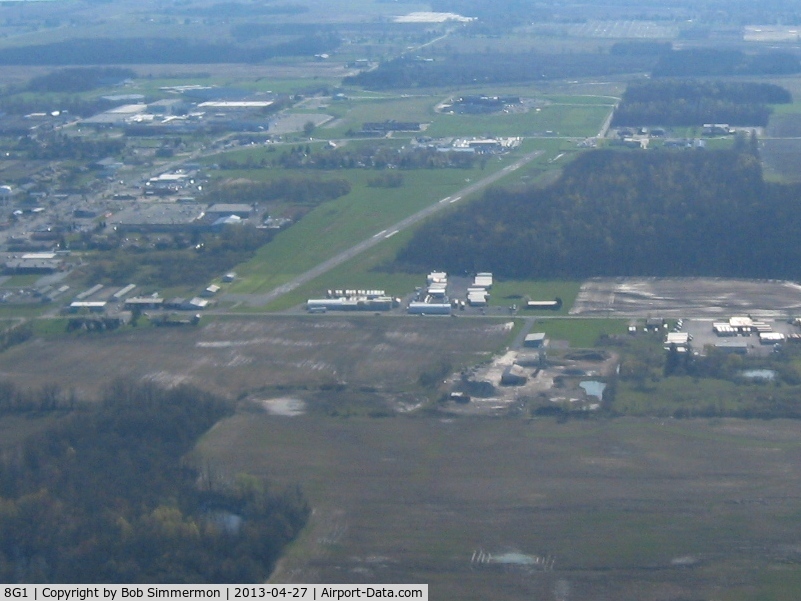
467;289;488;307
664;332;690;352
714;339;749;354
525;300;561;310
501;364;528;386
166;297;209;311
67;301;107;313
124;296;165;310
205;204;254;219
201;284;221;298
5;253;64;274
108;203;205;233
759;332;785;345
473;272;493;288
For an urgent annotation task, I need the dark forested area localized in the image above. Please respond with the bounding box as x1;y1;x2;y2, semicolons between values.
395;148;801;280
26;67;136;93
202;176;351;205
344;53;655;89
653;49;801;77
0;35;340;65
612;80;792;127
16;133;125;161
0;380;309;583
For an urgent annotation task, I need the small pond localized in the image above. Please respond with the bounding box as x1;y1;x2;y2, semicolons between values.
580;380;606;399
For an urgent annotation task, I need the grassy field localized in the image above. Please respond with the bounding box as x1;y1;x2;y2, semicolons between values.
425;102;612;138
195;414;801;600
536;317;629;347
227;167;491;295
489;280;582;315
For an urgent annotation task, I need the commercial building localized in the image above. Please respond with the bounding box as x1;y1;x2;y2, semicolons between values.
107;203;205;233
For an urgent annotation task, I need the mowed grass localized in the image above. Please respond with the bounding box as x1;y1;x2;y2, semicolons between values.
425;102;612;138
255;228;421;312
536;317;628;347
196;415;801;600
490;280;582;314
229;167;490;295
313;92;614;139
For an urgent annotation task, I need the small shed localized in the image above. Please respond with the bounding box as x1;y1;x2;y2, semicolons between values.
524;333;547;348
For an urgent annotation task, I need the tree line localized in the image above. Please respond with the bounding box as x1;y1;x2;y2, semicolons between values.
17;132;125;161
344;52;655;90
26;67;136;93
0;379;309;583
612;80;792;127
202;176;352;205
0;35;341;65
83;224;273;288
395;147;801;281
653;48;801;77
275;144;476;170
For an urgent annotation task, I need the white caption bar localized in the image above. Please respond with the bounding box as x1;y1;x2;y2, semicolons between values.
1;586;428;601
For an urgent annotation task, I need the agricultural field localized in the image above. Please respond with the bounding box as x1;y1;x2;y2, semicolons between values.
0;315;513;402
197;413;801;601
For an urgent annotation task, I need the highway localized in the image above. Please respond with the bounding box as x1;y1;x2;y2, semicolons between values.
223;148;544;307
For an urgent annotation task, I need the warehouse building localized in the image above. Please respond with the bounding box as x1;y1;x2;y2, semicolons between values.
664;332;690;352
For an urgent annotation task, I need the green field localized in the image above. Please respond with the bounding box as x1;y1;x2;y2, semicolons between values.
425;101;613;138
489;280;582;315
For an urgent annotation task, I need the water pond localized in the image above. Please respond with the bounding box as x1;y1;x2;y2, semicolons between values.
580;380;606;399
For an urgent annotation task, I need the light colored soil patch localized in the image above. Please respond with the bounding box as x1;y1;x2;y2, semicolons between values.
571;277;801;318
261;397;307;416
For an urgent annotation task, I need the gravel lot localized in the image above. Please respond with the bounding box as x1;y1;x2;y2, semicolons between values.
571;277;801;318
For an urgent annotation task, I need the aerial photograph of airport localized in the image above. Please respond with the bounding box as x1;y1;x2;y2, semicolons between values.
8;0;801;597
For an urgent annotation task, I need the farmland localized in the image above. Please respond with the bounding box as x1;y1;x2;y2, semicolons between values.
197;414;801;601
0;316;514;402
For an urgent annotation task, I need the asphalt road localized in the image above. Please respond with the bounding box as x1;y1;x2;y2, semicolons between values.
223;149;544;307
